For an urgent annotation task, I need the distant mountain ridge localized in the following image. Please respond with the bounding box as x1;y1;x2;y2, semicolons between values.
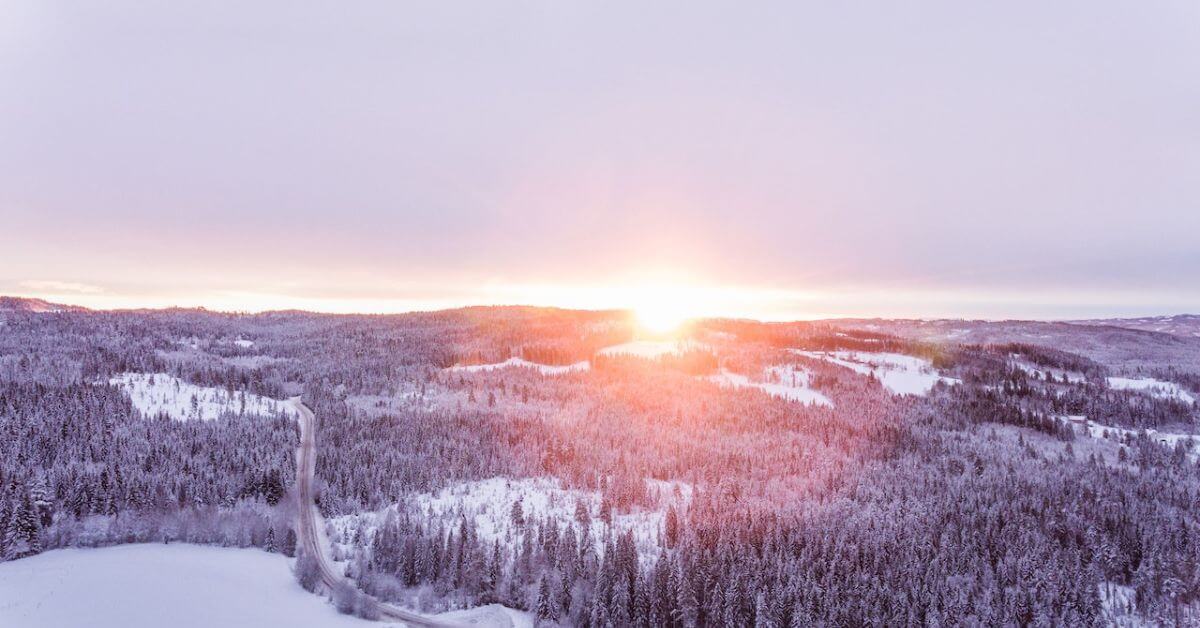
1070;314;1200;338
0;293;1196;338
0;296;90;313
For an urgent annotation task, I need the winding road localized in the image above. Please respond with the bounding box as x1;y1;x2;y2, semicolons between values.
290;398;461;627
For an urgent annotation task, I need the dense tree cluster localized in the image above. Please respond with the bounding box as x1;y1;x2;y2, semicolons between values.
0;381;297;559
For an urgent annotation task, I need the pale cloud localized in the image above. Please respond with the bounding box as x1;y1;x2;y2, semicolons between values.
1;1;1198;318
19;280;104;294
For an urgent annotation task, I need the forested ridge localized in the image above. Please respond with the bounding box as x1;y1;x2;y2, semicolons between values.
2;306;1200;625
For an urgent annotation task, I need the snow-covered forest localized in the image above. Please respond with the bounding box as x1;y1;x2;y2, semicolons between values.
3;304;1200;625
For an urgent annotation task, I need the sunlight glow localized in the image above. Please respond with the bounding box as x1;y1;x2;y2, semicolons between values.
11;276;846;320
635;300;692;334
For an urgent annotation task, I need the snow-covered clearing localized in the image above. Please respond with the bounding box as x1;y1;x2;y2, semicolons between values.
447;357;590;375
223;354;286;369
329;477;691;565
1099;582;1144;627
109;372;296;421
706;365;832;406
1107;376;1195;405
1063;415;1200;459
598;339;708;359
793;350;958;396
434;604;533;628
1011;359;1086;384
0;544;393;628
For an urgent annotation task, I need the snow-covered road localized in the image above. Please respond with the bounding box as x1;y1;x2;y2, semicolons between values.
291;398;470;627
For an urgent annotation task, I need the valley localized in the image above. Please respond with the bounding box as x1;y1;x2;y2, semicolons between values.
2;300;1199;625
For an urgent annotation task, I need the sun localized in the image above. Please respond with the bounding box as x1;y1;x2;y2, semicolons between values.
635;300;692;334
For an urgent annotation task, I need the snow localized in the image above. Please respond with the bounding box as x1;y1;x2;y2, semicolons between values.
598;339;707;359
1011;359;1086;384
329;477;691;565
1107;376;1195;405
706;366;832;406
434;604;534;628
0;544;397;628
793;350;958;396
1066;415;1200;459
109;372;297;421
1099;582;1144;627
233;338;255;348
447;357;590;375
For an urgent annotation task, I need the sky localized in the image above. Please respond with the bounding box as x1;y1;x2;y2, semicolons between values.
2;1;1198;320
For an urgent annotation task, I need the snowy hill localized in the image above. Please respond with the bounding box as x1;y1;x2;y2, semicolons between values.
447;357;590;375
706;365;833;406
794;350;958;396
0;296;89;313
1108;376;1196;405
598;339;708;359
1072;314;1200;338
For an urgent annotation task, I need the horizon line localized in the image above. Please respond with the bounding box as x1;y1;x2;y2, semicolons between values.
3;293;1194;325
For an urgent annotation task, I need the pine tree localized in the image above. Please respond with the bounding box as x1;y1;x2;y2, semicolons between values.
484;540;502;601
755;589;777;628
0;496;10;560
574;499;591;530
677;565;700;628
265;526;277;553
511;499;524;528
589;590;611;627
263;470;285;506
599;495;613;526
30;478;53;528
557;569;573;618
611;573;632;626
281;527;297;557
665;505;680;549
535;576;555;624
66;482;87;519
3;492;40;560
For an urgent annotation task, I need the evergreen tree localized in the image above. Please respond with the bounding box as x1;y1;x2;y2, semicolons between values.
665;505;680;549
511;499;524;528
30;478;53;528
281;527;297;557
599;495;613;526
0;495;9;559
557;569;573;618
484;541;502;601
535;576;555;624
3;492;40;560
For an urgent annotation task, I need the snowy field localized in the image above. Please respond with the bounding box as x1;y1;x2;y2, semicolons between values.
0;544;393;628
1099;582;1143;627
794;350;958;396
598;339;708;359
1011;359;1087;384
1063;415;1200;460
109;372;297;421
435;605;533;628
330;477;691;565
447;357;590;375
706;365;832;406
1107;376;1196;405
